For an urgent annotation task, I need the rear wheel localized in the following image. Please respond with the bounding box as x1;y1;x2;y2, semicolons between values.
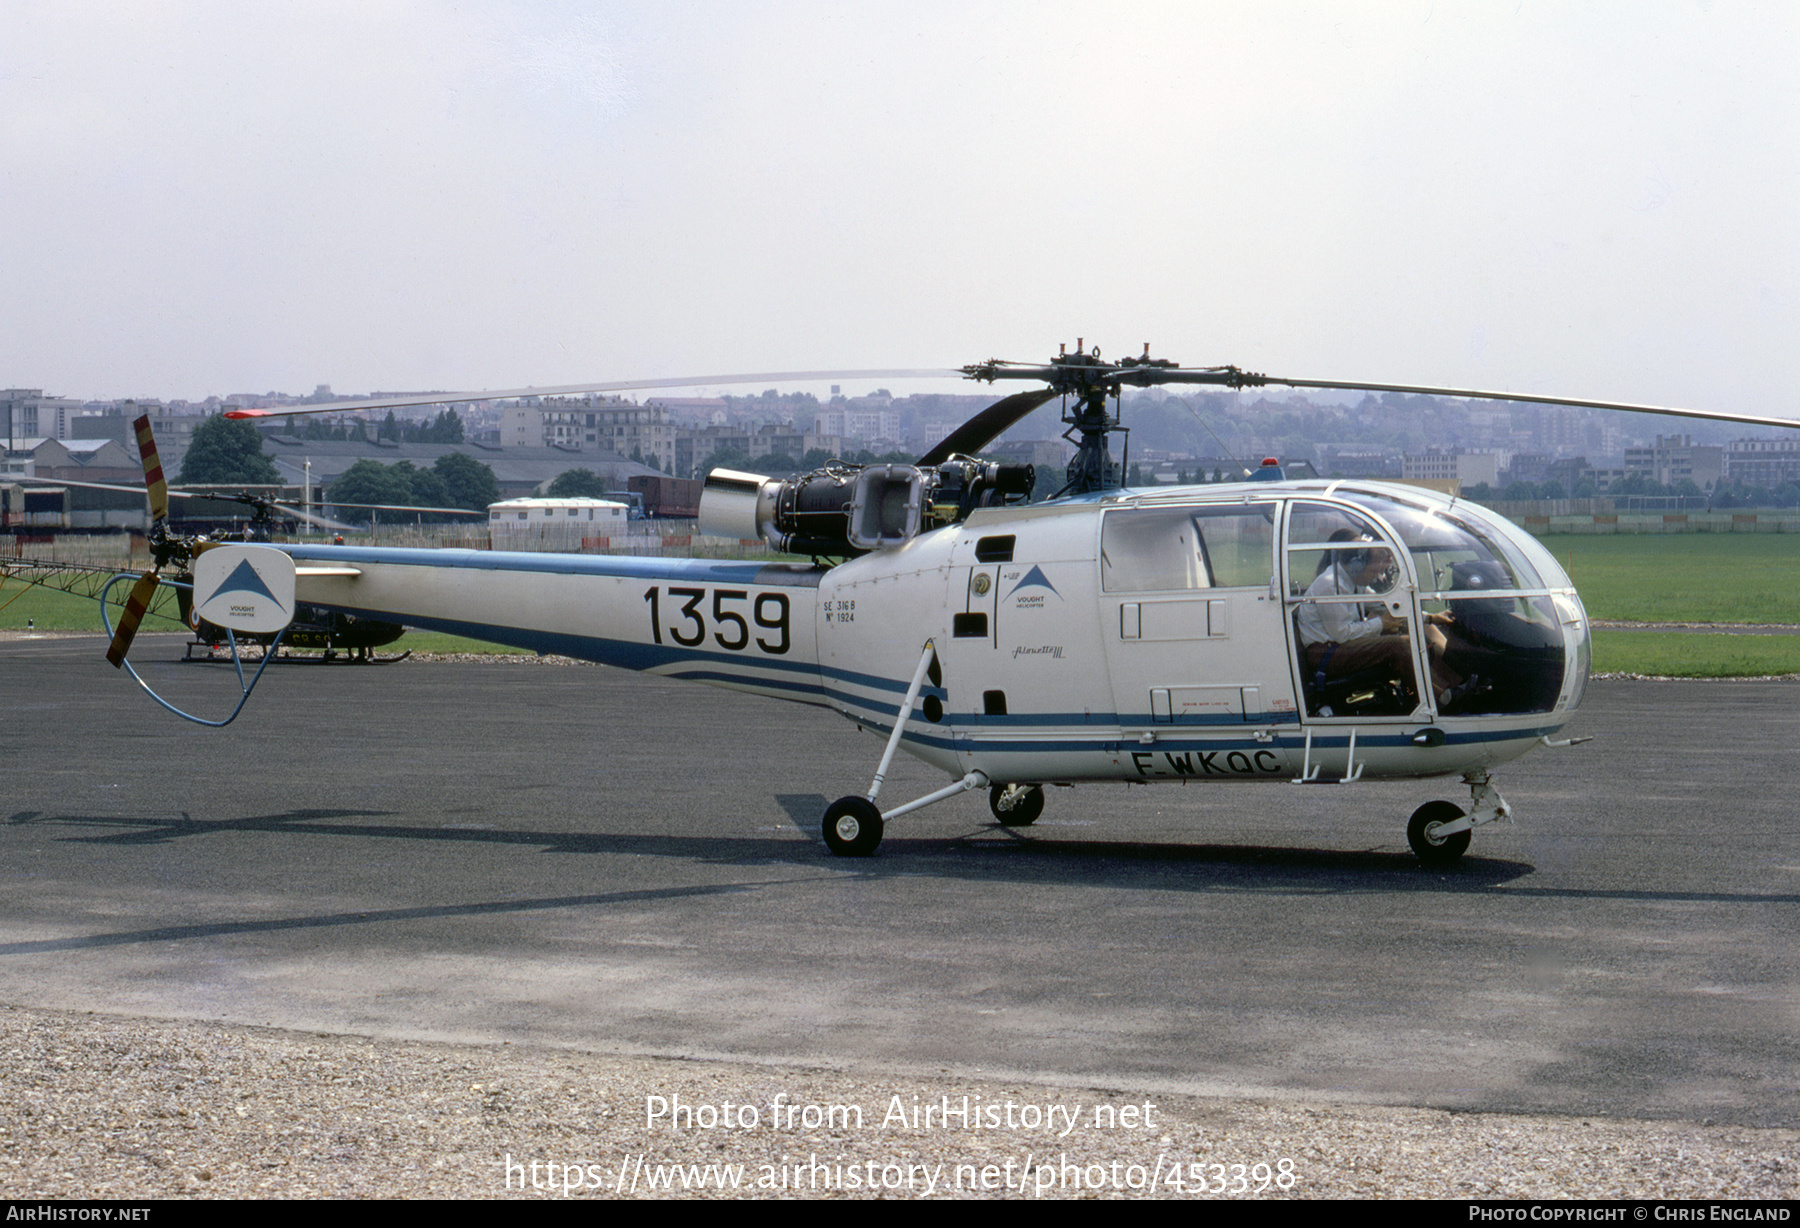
822;796;883;857
1407;800;1471;866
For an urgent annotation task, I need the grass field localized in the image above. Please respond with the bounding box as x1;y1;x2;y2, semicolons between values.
1590;630;1800;677
1549;534;1800;676
7;532;1798;674
1543;534;1800;625
380;632;536;655
0;580;144;632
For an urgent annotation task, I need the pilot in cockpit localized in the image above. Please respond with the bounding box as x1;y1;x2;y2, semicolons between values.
1298;531;1465;706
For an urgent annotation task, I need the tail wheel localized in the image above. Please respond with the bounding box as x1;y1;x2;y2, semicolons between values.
1408;800;1471;866
822;796;883;857
988;784;1044;827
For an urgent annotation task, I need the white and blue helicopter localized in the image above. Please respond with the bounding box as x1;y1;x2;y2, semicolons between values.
98;344;1799;864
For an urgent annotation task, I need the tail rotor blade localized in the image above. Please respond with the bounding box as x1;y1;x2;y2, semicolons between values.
132;415;168;523
106;571;160;668
917;387;1059;466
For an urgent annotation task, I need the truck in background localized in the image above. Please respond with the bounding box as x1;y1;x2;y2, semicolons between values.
627;475;701;519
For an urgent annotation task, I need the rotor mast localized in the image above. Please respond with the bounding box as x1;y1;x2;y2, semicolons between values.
961;343;1271;495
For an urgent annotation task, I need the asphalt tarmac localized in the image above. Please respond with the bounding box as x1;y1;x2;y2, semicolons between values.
4;636;1797;1128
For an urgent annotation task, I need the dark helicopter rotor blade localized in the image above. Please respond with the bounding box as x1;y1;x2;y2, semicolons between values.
320;500;489;516
10;475;167;496
204;493;359;533
9;475;311;510
917;387;1059;466
265;502;361;532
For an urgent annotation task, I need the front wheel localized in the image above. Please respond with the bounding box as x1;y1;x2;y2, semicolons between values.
988;784;1044;827
822;796;884;857
1407;800;1471;866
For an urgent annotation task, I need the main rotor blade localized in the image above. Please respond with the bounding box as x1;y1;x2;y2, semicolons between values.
963;356;1800;434
1254;376;1800;433
223;369;960;420
131;415;168;522
918;387;1060;466
105;571;160;668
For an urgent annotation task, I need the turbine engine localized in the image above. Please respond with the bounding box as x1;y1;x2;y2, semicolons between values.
699;459;1034;558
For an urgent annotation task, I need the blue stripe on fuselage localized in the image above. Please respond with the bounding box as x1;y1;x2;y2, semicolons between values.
296;602;824;684
283;544;824;587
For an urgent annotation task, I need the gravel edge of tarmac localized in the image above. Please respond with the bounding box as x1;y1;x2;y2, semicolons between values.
3;1004;1796;1201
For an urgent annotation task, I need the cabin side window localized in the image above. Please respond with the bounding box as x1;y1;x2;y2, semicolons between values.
1191;504;1276;588
1101;504;1275;592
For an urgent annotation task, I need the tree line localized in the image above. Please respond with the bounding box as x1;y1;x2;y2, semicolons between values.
327;454;498;521
173;414;499;523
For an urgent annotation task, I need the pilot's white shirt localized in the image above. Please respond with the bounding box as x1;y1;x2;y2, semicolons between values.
1297;562;1384;647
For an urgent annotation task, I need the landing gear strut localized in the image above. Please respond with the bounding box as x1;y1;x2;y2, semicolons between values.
1407;800;1471;865
1405;772;1512;866
820;639;988;857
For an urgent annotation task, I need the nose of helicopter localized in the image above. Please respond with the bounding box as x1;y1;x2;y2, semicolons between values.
1441;560;1589;727
1554;589;1593;718
1349;491;1593;728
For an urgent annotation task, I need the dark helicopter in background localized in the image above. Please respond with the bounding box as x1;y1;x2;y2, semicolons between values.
7;426;484;660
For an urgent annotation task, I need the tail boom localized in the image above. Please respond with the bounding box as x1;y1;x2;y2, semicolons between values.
284;546;827;704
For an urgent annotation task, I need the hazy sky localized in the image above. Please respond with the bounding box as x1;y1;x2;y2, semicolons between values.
2;1;1795;422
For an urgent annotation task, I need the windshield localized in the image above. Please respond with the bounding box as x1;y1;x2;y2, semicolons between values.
1341;493;1548;594
1308;491;1574;717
